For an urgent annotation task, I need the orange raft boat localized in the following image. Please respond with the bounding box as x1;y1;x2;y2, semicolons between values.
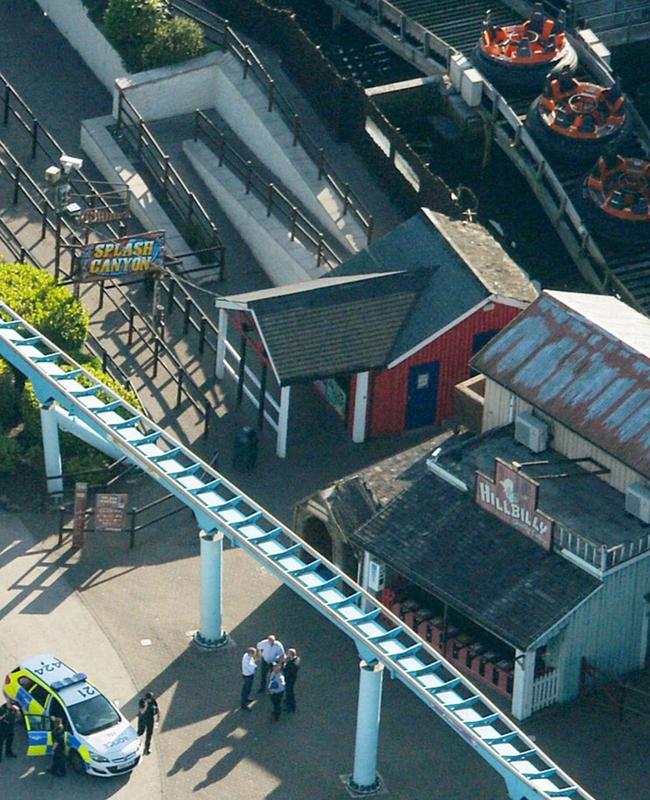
580;155;650;244
526;69;632;163
472;2;577;91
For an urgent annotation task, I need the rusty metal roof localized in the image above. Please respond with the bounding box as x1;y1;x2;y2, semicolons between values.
472;291;650;480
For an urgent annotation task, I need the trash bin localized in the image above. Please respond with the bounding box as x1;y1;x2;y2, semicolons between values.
232;426;258;471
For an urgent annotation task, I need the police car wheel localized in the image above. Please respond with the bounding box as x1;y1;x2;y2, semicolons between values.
69;750;85;774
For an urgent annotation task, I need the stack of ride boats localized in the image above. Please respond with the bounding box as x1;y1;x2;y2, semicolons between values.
472;2;649;245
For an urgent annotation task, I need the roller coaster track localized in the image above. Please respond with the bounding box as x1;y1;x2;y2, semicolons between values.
0;300;597;800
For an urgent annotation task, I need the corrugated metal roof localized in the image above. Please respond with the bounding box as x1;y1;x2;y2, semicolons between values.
473;291;650;480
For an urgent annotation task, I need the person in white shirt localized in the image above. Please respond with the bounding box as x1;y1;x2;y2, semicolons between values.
240;647;258;710
256;634;285;693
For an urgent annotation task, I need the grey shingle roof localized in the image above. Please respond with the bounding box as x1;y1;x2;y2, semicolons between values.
220;271;429;384
349;471;601;650
331;210;536;361
473;291;650;480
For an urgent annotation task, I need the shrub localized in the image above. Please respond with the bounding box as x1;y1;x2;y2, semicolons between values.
0;262;88;354
0;437;19;475
0;359;19;429
142;16;208;70
103;0;169;72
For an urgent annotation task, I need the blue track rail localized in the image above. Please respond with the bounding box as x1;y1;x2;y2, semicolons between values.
0;301;594;800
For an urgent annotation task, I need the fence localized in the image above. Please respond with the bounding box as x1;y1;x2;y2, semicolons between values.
56;483;191;549
531;669;559;713
193;110;341;271
169;0;375;243
114;90;225;275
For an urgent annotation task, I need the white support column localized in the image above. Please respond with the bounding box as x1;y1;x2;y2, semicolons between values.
511;648;535;720
347;660;384;795
276;385;291;458
40;403;63;495
352;371;369;444
215;308;228;380
195;530;228;649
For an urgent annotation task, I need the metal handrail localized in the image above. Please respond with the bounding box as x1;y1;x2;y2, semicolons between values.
115;90;224;271
168;0;375;243
193;110;341;270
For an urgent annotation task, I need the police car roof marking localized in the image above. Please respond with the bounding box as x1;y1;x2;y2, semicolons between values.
21;655;78;688
58;682;101;707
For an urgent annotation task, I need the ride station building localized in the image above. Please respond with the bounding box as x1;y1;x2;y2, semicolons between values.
296;290;650;719
215;208;536;456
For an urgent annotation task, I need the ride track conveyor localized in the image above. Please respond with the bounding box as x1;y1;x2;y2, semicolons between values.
323;0;650;314
0;301;595;800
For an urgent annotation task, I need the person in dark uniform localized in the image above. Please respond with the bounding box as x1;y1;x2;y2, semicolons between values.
48;717;66;777
139;692;160;755
0;702;19;761
283;649;301;714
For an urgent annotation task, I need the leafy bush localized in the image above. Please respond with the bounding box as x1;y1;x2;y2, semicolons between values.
0;437;19;475
0;359;19;429
103;0;169;72
142;16;208;70
0;262;88;355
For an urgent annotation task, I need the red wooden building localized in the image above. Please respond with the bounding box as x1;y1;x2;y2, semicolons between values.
215;209;537;455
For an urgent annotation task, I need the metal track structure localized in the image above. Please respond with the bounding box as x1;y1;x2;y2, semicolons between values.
0;300;594;800
323;0;650;315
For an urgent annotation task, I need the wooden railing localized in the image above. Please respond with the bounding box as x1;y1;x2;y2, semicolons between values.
114;91;225;276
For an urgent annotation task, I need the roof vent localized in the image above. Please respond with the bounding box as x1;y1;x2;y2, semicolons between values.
514;412;548;454
625;483;650;525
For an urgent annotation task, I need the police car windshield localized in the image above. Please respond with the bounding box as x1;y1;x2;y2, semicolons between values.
67;695;120;736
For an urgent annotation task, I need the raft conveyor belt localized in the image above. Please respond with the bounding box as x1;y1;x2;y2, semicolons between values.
0;303;594;800
327;0;650;315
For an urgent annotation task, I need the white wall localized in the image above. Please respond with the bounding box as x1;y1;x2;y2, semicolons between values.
113;52;222;120
34;0;125;92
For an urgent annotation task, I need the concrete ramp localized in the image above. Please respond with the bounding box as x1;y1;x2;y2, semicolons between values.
210;50;368;254
184;138;329;286
117;49;369;254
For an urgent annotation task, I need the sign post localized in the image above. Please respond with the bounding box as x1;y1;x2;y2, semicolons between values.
72;482;88;549
94;493;129;531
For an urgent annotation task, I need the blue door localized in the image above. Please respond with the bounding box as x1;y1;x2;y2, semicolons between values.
405;361;440;429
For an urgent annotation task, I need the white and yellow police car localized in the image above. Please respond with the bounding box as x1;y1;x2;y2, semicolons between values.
3;654;142;776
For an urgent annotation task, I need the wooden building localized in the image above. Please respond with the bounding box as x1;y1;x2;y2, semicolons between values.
296;291;650;719
215;208;536;456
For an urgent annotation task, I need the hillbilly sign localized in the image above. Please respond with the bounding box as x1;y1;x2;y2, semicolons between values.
475;459;553;550
79;231;165;281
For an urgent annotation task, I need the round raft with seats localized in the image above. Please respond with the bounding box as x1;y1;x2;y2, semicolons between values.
579;155;650;244
472;2;577;91
525;70;633;163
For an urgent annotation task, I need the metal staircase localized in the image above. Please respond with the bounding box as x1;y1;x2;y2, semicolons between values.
0;300;595;800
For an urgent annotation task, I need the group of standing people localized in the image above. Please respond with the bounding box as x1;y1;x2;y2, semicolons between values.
241;634;301;721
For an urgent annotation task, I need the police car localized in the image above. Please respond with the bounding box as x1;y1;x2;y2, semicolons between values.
3;654;142;776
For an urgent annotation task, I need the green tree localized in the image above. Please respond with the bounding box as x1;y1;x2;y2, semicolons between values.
103;0;168;72
0;261;88;354
142;16;207;70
